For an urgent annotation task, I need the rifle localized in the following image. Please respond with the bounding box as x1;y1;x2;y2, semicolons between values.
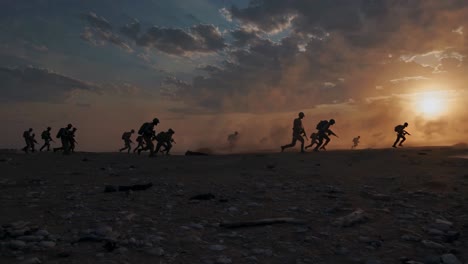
302;129;308;141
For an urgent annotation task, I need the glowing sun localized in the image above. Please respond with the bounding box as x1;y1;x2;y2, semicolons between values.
417;92;446;117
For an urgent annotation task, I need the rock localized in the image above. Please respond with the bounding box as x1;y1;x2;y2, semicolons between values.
440;254;462;264
9;240;27;250
365;259;382;264
333;209;368;227
38;241;56;248
20;257;42;264
145;247;165;256
401;234;421;242
422;240;446;250
17;235;43;242
216;256;232;264
251;248;273;256
209;245;226;251
433;219;453;231
423;255;441;264
427;228;445;236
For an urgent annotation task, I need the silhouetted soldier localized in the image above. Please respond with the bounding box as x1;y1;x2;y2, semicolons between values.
227;131;239;151
133;135;145;154
119;129;135;153
40;127;53;152
351;136;360;149
54;124;72;154
305;132;319;150
137;118;160;156
30;133;38;152
393;122;410;148
281;112;307;153
21;128;33;153
69;128;77;153
154;128;175;155
314;119;337;151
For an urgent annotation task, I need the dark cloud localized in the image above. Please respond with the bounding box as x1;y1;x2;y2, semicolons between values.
230;28;261;47
136;24;226;56
80;12;133;53
120;19;141;40
0;66;99;102
80;12;112;31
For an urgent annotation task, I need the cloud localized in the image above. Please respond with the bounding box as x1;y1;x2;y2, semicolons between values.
80;12;133;53
136;24;226;56
120;19;141;40
0;66;100;102
80;12;112;31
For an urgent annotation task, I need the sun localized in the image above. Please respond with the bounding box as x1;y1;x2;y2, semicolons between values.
416;92;446;117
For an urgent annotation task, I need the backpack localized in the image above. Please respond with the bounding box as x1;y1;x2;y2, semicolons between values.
316;120;328;130
56;128;64;138
121;132;127;140
138;123;150;135
23;131;29;138
41;131;48;140
394;125;400;132
154;132;165;141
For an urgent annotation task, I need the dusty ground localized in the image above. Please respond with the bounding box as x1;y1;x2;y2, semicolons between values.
1;147;468;264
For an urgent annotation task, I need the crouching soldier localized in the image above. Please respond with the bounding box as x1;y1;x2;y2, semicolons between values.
154;129;175;155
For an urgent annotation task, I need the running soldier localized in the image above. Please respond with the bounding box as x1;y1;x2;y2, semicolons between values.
393;122;410;148
133;135;145;154
119;129;135;153
281;112;307;153
54;124;72;154
40;127;53;152
305;132;319;150
154;129;175;155
314;119;338;151
137;118;160;156
21;128;33;153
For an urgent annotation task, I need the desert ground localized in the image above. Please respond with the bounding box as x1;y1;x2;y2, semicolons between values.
1;147;468;264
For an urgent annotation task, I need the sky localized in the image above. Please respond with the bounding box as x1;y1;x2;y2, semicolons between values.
1;0;468;152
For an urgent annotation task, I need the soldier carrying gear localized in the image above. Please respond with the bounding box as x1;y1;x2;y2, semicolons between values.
30;133;38;152
154;128;175;155
281;112;307;153
21;128;33;153
137;118;160;156
314;119;338;151
393;122;410;148
305;132;319;150
69;127;78;153
119;129;135;153
54;124;72;154
351;136;360;149
133;135;146;154
40;127;53;152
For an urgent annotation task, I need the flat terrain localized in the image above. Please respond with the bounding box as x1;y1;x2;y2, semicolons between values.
1;147;468;264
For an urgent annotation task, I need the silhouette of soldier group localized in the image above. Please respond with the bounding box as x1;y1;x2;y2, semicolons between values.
279;112;411;153
20;114;411;154
119;118;176;157
21;124;77;155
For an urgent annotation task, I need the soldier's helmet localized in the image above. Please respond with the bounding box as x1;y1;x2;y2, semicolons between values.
404;122;408;127
153;118;160;124
67;124;72;129
131;129;135;133
47;127;51;130
29;128;33;131
168;128;175;134
329;119;336;125
298;112;305;118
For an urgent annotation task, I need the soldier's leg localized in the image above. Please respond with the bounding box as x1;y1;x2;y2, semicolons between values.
154;141;163;155
398;135;406;146
282;136;298;151
165;142;173;154
392;135;401;147
321;135;331;149
314;134;324;151
298;136;305;152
